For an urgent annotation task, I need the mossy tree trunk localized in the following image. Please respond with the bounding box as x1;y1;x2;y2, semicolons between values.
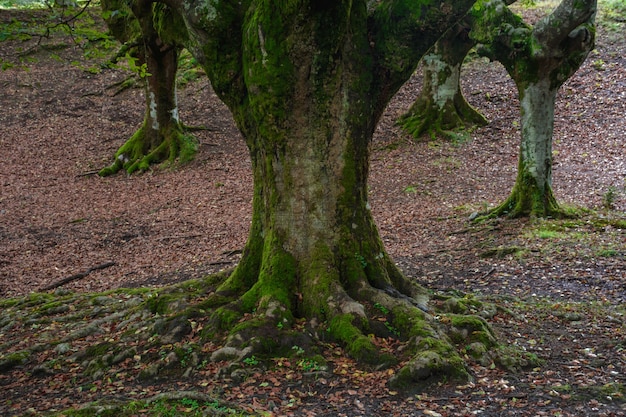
99;1;197;176
398;21;487;140
170;0;481;385
470;0;596;217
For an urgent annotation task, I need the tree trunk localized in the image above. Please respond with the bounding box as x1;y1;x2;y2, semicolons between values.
206;1;432;362
399;23;487;141
491;79;561;217
99;3;197;176
171;0;490;387
470;0;596;217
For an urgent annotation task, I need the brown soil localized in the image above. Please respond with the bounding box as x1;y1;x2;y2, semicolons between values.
0;6;625;417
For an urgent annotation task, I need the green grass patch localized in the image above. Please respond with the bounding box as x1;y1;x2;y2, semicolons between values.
50;395;255;416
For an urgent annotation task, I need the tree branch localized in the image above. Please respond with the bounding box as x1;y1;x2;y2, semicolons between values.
368;0;477;116
533;0;597;51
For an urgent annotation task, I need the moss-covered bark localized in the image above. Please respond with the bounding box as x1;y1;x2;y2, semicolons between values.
398;22;487;141
486;81;563;217
147;0;491;386
470;0;596;218
99;1;197;176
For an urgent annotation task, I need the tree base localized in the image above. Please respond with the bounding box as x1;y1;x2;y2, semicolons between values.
99;124;197;176
198;266;514;389
476;188;575;221
398;95;488;142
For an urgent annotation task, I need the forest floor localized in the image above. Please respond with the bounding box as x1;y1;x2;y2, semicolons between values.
0;4;625;417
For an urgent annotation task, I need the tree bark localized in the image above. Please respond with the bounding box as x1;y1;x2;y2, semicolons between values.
470;0;596;217
494;80;561;216
399;22;487;141
99;1;197;176
165;0;488;386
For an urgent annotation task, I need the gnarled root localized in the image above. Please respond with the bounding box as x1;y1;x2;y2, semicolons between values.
99;124;197;176
201;262;504;390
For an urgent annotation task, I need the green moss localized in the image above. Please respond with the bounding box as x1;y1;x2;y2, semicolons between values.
0;298;20;308
99;120;197;176
153;3;188;46
144;293;179;315
24;292;56;307
208;306;242;333
35;300;69;315
390;338;469;389
478;158;566;219
328;314;379;364
84;341;115;359
101;0;139;43
445;314;497;347
390;305;432;341
239;235;296;313
240;4;297;143
495;345;543;371
229;316;266;336
299;243;339;319
0;350;31;371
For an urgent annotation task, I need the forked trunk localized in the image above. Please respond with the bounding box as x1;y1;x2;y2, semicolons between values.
470;0;596;218
175;0;490;387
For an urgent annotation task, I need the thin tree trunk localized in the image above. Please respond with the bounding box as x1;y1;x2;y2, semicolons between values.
520;80;557;193
491;80;560;216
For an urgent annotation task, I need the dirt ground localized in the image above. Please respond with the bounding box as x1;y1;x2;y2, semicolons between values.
0;6;625;417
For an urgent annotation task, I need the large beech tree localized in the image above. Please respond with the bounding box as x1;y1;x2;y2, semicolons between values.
157;0;491;385
398;18;488;140
99;0;197;176
470;0;596;217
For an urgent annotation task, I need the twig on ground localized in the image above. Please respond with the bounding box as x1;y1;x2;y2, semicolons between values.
157;234;202;241
76;170;100;177
481;267;497;279
40;262;116;291
208;260;234;266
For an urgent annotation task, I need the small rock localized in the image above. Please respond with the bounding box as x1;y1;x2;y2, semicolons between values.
31;365;55;377
54;343;71;354
230;368;248;383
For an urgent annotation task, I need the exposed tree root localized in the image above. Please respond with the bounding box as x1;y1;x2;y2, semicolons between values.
98;123;197;176
475;185;575;221
40;261;116;291
398;94;487;142
0;268;535;394
197;256;509;390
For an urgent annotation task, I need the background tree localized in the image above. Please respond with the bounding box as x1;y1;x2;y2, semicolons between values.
471;0;597;218
98;0;197;176
398;18;488;141
167;0;489;386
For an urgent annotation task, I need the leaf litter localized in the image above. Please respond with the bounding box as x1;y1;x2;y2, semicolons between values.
0;6;625;417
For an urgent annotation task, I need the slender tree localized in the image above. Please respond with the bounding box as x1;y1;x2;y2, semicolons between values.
166;0;488;385
470;0;596;217
99;0;197;176
398;18;488;140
